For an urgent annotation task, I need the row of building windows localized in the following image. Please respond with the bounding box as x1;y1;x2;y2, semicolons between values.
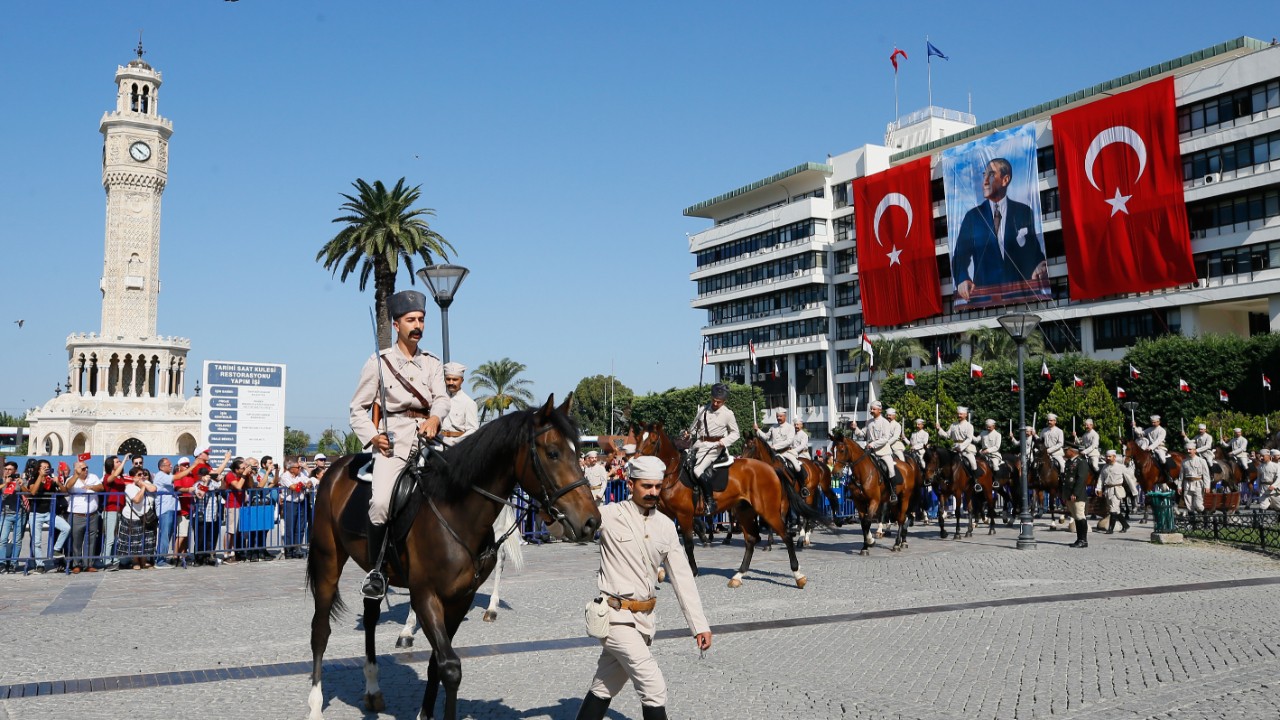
695;219;823;268
1196;237;1280;279
696;251;826;296
1178;78;1280;135
795;350;827;372
1094;309;1181;351
835;314;864;341
706;286;828;326
1183;128;1280;182
713;188;826;227
1188;186;1280;234
706;316;828;352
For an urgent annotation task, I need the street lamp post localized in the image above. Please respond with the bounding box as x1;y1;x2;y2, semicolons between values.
998;311;1042;551
416;264;470;364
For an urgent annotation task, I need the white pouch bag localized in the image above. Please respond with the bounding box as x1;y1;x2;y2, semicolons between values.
585;596;610;639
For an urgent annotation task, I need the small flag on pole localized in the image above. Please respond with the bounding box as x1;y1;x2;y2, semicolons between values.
1130;364;1142;380
1116;386;1126;399
905;371;916;387
1073;375;1084;388
890;47;908;72
702;343;709;366
748;341;757;364
1040;361;1050;379
1010;378;1019;392
935;347;943;371
970;363;983;378
1219;389;1229;403
926;41;948;61
1265;373;1272;390
772;358;780;380
1179;378;1191;392
861;333;875;368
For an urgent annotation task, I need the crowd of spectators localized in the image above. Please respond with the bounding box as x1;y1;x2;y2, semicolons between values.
0;449;330;575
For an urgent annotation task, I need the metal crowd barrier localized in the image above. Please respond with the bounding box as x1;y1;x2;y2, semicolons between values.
1173;507;1280;551
0;489;316;575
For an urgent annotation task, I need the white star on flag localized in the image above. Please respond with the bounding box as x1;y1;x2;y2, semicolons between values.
887;245;903;266
1105;188;1132;216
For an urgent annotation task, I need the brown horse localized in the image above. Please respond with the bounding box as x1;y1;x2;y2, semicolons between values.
634;422;824;589
305;396;600;720
1211;446;1256;492
929;446;998;538
739;435;839;545
1126;440;1184;522
828;432;918;554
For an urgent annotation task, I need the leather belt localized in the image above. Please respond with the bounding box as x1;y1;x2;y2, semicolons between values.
606;596;656;613
441;430;465;438
392;409;431;420
1186;477;1203;481
700;436;723;442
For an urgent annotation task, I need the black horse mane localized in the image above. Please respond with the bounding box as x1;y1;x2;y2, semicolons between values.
430;405;579;502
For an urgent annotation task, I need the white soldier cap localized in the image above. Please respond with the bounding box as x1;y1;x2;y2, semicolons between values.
886;408;898;418
1025;426;1035;433
442;362;467;377
628;455;666;481
1046;413;1058;421
1234;427;1242;433
1185;441;1197;451
985;419;996;427
622;443;636;454
1271;449;1280;457
915;418;925;426
869;401;883;410
1198;423;1207;430
1106;449;1117;457
1150;415;1161;422
1084;418;1094;427
957;406;969;415
775;407;788;417
585;450;599;458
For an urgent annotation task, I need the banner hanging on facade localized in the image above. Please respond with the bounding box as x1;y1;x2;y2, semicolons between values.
1052;77;1195;300
940;122;1050;309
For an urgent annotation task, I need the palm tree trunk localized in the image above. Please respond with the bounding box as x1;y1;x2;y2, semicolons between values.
373;263;395;350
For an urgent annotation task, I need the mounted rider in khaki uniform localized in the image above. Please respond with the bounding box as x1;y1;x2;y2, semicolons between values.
687;383;740;516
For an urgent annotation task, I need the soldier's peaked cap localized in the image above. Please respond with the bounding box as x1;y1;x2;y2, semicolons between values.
389;290;427;319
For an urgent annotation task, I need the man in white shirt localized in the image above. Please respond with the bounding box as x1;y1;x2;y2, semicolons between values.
280;459;316;559
576;455;711;720
583;451;610;505
62;457;111;573
440;362;479;448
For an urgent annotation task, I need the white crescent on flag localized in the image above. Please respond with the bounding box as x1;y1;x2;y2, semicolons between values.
872;193;913;248
1084;125;1147;191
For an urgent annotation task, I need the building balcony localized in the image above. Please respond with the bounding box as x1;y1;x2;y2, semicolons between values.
688;198;826;253
691;268;828;306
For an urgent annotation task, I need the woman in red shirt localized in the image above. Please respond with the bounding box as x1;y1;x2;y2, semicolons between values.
221;459;247;563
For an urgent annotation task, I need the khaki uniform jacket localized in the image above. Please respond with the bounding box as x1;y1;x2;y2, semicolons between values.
1097;462;1126;491
1182;455;1211;487
1077;430;1100;461
757;422;795;452
349;347;450;446
1223;435;1248;461
979;429;1002;458
689;405;740;447
1040;426;1065;460
860;416;894;458
1138;425;1167;453
596;500;710;638
791;430;811;458
909;430;930;453
584;464;609;501
441;390;479;447
1192;432;1214;455
945;420;976;454
886;420;905;454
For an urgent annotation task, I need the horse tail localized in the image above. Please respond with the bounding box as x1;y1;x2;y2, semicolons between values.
304;535;347;622
780;468;833;528
304;470;347;622
495;504;525;571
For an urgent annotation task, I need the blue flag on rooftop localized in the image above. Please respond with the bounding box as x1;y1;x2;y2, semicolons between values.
927;41;948;60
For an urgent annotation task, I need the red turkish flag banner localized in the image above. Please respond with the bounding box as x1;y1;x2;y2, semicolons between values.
854;157;942;326
1053;77;1195;300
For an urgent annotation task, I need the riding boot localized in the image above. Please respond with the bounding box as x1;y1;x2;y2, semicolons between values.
641;705;669;720
886;473;899;504
1105;513;1116;534
1076;519;1088;548
574;692;612;720
697;468;717;516
1118;513;1130;533
361;520;389;600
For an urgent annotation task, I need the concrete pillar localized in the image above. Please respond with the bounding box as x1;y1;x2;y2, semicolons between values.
1269;295;1280;333
787;354;798;416
1079;317;1095;355
1180;304;1201;337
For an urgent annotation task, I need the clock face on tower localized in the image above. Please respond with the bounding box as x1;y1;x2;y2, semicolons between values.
129;141;151;162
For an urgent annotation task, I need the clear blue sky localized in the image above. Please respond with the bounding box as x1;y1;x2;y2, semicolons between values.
0;1;1272;437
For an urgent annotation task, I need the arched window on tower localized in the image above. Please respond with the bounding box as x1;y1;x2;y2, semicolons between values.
141;85;150;114
130;83;139;112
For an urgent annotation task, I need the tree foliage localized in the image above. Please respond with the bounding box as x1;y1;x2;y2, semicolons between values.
471;358;536;420
316;427;343;455
316;178;454;349
630;383;764;455
283;427;311;458
570;375;635;436
0;412;30;427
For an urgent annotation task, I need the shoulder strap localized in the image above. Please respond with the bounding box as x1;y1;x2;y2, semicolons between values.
381;354;433;409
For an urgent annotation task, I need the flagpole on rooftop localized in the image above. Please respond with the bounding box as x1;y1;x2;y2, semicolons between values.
927;35;933;109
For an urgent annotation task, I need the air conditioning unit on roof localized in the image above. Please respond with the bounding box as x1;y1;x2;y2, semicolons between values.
1203;172;1221;185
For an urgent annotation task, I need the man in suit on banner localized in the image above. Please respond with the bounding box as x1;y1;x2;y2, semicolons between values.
952;158;1048;304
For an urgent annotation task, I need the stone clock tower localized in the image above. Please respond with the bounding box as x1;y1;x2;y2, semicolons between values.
27;47;200;457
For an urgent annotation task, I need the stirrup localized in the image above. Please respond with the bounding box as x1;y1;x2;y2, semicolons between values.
362;568;387;600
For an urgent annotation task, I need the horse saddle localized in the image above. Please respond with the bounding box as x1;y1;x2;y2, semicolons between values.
682;452;733;493
340;452;431;544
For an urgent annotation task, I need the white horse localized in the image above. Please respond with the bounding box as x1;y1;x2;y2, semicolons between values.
394;504;525;648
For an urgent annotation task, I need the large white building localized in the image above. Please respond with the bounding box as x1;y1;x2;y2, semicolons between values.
26;48;200;456
688;37;1280;442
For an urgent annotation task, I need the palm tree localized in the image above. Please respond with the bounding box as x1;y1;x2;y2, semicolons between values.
471;358;536;421
848;337;927;376
316;178;455;349
963;326;1047;363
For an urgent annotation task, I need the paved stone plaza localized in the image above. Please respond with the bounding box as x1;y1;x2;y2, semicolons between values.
2;520;1279;719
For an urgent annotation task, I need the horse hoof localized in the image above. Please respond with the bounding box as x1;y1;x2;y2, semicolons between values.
365;692;386;712
395;636;414;649
795;575;807;589
482;610;497;623
657;568;667;582
859;549;870;556
727;577;742;589
803;538;812;548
